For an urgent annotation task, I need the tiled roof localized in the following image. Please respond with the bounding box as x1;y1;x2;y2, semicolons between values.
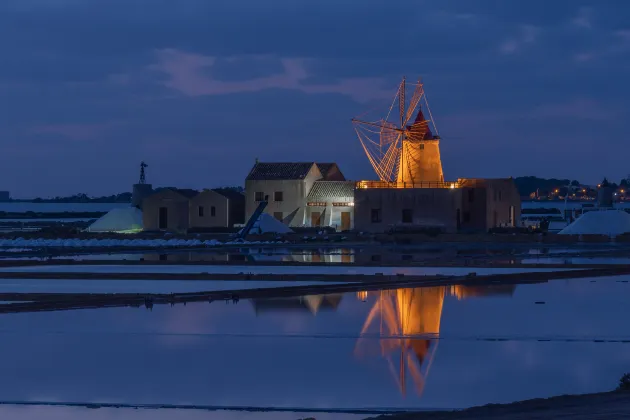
212;188;245;201
307;181;355;201
316;163;345;181
173;188;199;199
153;187;199;199
246;162;317;181
316;163;335;177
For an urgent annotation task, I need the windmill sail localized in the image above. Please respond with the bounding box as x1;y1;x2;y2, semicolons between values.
352;77;444;185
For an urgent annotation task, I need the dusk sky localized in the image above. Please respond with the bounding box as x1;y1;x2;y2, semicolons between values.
1;0;629;198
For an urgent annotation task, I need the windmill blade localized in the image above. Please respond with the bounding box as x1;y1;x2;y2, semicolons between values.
380;121;399;146
379;133;402;181
399;77;406;128
422;94;440;136
404;82;425;126
355;127;392;181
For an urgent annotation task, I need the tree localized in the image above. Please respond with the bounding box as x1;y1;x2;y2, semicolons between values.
571;180;580;186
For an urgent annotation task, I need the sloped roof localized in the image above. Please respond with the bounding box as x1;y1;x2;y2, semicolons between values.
149;188;199;200
246;162;317;180
171;188;199;199
316;163;345;180
212;188;245;201
307;181;355;201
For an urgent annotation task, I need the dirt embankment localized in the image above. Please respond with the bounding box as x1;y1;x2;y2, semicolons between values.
364;391;630;420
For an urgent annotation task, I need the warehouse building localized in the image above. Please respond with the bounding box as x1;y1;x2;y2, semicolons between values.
143;188;245;232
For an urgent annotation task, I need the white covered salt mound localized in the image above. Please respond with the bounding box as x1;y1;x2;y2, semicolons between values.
87;207;143;233
559;209;630;236
241;213;293;235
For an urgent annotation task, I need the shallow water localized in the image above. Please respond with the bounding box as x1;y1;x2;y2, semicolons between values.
0;406;364;420
0;275;628;414
0;279;344;294
0;264;572;276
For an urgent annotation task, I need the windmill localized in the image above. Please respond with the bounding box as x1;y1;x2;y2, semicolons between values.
354;287;445;396
352;77;444;185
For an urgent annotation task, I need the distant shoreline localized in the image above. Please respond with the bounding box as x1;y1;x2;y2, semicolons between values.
364;390;630;420
1;200;130;204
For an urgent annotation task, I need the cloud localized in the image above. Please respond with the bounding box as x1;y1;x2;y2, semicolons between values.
573;29;630;62
499;25;540;54
441;98;619;129
151;50;393;103
571;7;592;29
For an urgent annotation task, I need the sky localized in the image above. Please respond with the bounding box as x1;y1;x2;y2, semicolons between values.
1;0;629;198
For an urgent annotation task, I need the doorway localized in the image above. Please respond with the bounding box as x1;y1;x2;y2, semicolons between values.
341;212;351;231
159;207;168;229
311;211;321;227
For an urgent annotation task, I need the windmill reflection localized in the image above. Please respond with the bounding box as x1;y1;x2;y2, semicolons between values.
355;285;515;397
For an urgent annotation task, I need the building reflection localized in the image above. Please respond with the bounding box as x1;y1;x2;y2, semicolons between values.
355;285;515;397
250;294;343;315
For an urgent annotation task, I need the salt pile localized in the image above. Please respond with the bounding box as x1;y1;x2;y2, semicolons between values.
559;209;630;236
242;213;293;234
87;207;143;233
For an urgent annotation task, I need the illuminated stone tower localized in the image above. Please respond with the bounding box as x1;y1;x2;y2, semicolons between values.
396;108;444;184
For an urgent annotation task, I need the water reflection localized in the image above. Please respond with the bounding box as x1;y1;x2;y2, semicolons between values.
251;294;343;315
354;285;515;397
1;278;629;410
243;284;516;399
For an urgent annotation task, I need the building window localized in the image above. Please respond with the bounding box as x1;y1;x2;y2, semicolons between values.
463;211;471;222
274;191;283;202
198;206;204;217
499;191;503;201
468;189;475;203
402;209;413;223
274;212;283;221
371;209;382;223
419;143;424;150
255;191;265;202
211;206;216;217
159;207;168;229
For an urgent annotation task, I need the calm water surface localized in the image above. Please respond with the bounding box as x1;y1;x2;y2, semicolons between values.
0;276;629;414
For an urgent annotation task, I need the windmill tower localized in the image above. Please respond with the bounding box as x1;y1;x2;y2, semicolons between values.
352;77;444;185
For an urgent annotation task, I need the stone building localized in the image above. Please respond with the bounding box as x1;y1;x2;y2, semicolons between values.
305;181;356;230
354;178;520;233
143;188;245;232
244;162;352;229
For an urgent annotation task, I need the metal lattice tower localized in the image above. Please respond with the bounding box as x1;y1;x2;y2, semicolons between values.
139;161;148;184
